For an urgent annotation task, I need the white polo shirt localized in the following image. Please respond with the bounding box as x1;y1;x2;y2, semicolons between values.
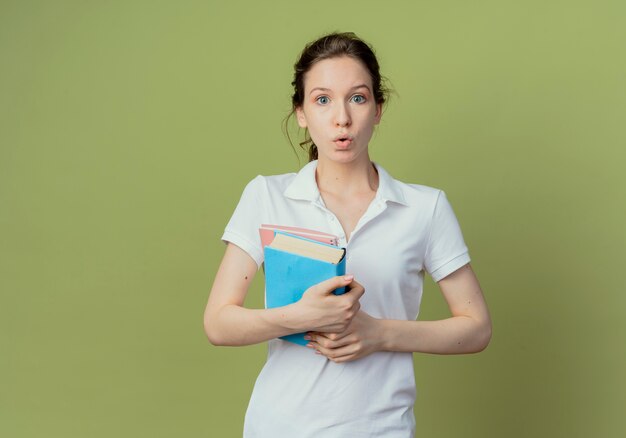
222;160;470;438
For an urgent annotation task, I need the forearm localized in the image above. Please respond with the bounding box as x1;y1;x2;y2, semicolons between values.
379;315;492;354
205;271;361;347
204;303;303;347
309;266;491;361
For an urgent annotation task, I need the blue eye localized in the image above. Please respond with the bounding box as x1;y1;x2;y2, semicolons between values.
316;96;330;105
351;95;366;104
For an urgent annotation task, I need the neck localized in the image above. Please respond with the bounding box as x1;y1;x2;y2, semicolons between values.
315;155;379;196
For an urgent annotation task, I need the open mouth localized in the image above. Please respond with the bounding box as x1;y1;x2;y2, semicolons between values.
334;136;352;148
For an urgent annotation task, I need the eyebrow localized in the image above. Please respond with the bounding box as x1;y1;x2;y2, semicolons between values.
309;84;371;95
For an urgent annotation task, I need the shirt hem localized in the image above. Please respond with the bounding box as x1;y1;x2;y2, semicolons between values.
429;252;471;282
222;229;263;268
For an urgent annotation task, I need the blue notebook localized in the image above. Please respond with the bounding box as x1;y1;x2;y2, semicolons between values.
263;231;347;345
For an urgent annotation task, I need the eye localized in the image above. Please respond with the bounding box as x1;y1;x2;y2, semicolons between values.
316;96;330;105
350;94;366;104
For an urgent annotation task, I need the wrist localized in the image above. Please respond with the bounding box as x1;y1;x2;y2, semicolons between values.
275;302;307;333
257;304;298;337
377;319;390;351
377;319;402;352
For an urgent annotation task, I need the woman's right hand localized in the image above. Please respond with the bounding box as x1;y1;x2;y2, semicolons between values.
293;275;365;333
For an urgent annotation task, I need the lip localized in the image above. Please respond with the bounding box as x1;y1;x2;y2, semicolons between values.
333;134;353;149
333;138;353;149
333;134;353;141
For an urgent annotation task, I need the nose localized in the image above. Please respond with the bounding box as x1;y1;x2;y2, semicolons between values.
334;102;351;127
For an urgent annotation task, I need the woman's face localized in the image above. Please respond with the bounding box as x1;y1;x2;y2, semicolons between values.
296;56;382;164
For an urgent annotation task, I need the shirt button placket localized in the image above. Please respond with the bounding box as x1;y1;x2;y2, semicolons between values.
328;214;343;242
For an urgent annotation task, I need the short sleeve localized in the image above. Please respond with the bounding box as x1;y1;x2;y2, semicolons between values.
221;176;265;269
424;190;471;282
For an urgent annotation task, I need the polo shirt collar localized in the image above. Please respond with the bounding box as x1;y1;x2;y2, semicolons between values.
283;160;408;206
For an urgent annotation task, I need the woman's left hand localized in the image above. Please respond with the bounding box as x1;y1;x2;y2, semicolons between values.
305;310;383;363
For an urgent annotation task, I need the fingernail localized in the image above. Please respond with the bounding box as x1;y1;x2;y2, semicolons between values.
344;275;354;281
304;335;311;340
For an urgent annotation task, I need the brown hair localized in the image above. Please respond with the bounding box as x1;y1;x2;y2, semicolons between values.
284;32;389;162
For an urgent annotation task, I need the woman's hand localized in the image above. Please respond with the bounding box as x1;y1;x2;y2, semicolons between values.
293;275;365;333
305;310;383;363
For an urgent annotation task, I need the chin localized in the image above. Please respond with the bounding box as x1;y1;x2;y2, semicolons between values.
318;147;366;163
322;153;357;165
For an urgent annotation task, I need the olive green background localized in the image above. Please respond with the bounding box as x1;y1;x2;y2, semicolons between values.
1;1;625;437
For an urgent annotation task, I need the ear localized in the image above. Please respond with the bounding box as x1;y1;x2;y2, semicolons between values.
373;103;383;125
295;106;307;128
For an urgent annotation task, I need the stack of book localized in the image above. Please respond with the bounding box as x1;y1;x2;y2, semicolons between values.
260;225;347;345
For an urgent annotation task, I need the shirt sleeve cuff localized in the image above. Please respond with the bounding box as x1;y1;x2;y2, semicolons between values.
221;229;263;269
429;252;471;282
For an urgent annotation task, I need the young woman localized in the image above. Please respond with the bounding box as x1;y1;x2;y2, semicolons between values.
204;32;491;437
